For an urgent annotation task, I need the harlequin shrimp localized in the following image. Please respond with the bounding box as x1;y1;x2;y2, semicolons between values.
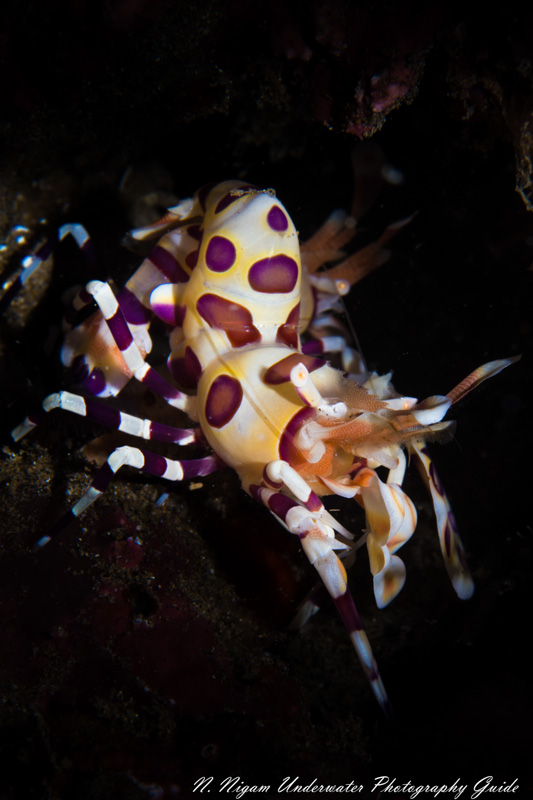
1;179;516;715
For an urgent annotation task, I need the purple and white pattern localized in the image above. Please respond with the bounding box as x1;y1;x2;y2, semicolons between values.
3;179;516;719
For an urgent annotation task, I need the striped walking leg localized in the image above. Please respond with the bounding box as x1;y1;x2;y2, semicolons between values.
0;224;94;312
251;479;392;717
12;390;200;445
35;446;222;549
85;280;195;416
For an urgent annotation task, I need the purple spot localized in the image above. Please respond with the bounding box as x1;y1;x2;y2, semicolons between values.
264;353;324;385
276;302;300;349
185;247;199;269
205;374;243;429
196;294;261;348
118;287;152;324
83;368;106;396
267;205;288;231
205;236;236;272
248;255;298;293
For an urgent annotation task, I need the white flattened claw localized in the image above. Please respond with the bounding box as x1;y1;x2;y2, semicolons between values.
360;472;416;547
373;554;407;608
320;475;360;498
386;448;406;486
410;395;451;425
367;535;408;607
384;396;418;411
386;484;417;543
367;532;390;578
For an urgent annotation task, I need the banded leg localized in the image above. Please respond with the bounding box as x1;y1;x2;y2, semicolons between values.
290;532;361;631
36;446;222;549
12;390;200;445
305;313;368;380
62;284;99;332
412;356;520;598
125;196;201;242
301;333;350;357
63;216;201;398
263;459;354;541
0;224;94;312
251;480;391;717
413;444;473;600
300;331;367;379
84;280;196;416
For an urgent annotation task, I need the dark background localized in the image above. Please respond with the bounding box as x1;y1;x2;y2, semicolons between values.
0;2;530;798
